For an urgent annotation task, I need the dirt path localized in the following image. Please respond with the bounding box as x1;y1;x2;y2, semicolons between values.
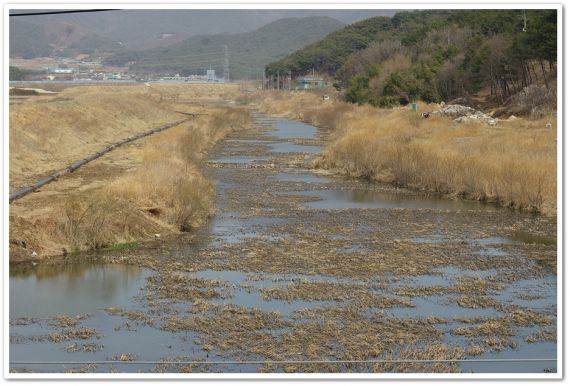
9;111;557;374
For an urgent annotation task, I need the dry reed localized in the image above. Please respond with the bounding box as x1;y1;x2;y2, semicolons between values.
9;85;251;259
250;91;556;215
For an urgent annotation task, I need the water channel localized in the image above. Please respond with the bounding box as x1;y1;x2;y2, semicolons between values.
9;114;557;374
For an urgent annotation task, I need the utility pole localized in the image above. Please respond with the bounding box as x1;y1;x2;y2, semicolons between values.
288;71;292;91
277;71;280;91
223;45;230;82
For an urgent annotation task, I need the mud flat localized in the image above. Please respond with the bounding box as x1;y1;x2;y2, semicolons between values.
10;112;557;374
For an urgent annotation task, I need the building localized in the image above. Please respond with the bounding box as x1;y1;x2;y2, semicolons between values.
47;67;74;74
45;67;75;81
297;76;326;90
206;69;216;82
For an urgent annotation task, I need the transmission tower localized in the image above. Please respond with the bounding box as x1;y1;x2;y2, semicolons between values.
223;45;230;82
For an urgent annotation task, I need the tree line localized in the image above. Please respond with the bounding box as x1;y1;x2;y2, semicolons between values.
266;9;557;108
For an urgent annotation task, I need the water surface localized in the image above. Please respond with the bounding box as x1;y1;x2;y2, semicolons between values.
9;114;557;374
287;189;502;211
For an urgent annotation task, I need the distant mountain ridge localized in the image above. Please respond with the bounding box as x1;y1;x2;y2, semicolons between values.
103;16;347;79
10;9;396;54
10;18;123;58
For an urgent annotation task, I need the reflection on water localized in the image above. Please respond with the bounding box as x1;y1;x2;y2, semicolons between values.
10;262;152;318
210;156;268;164
9;114;557;373
459;343;557;373
269;142;321;154
510;231;557;245
273;172;329;184
272;119;318;139
10;260;94;279
205;214;287;245
289;189;501;211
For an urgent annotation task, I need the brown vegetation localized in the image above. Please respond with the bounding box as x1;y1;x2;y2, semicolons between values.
9;84;249;260
247;91;556;215
9;83;242;189
260;281;413;308
48;327;99;342
10;85;177;188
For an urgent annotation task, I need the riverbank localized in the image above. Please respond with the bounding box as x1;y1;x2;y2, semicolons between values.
10;113;556;373
243;91;557;216
9;84;250;262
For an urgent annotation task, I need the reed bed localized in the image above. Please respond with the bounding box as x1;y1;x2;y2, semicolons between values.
9;85;250;259
249;91;556;215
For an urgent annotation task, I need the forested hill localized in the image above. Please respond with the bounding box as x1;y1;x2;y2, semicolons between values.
266;10;557;108
103;17;345;80
10;18;123;58
265;16;393;77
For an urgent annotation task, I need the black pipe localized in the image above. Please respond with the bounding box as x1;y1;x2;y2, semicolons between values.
9;119;188;203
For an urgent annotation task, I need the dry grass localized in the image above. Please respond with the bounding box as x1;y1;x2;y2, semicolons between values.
52;314;89;328
48;327;99;342
391;277;505;298
481;337;518;351
151;357;214;373
465;345;486;356
370;344;464;373
248;91;556;215
10;83;243;188
452;308;553;339
65;342;103;353
508;308;554;326
105;307;152;323
455;296;503;310
144;271;230;301
524;328;556;343
452;319;516;337
9;84;251;259
112;353;137;362
64;364;98;373
260;281;413;308
45;119;224;251
158;300;460;373
10;85;178;187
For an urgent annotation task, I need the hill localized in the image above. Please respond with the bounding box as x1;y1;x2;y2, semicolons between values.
266;16;393;78
266;10;557;112
9;9;395;52
9;18;123;58
103;17;346;80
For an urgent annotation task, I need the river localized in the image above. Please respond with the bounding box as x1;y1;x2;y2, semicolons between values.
9;112;557;374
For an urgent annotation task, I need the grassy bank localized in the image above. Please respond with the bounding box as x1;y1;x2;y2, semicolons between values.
247;91;556;215
9;83;241;189
9;84;249;261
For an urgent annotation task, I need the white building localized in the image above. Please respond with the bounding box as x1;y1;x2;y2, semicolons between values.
206;69;216;82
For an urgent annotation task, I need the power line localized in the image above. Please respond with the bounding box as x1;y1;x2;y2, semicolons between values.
223;45;230;82
9;9;119;17
9;358;557;365
140;51;223;60
230;53;279;60
135;58;222;66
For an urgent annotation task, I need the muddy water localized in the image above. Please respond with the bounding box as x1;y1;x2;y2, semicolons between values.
9;112;557;374
10;262;150;318
9;263;181;373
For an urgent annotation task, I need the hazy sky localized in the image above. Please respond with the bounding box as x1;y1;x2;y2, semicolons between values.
10;9;398;48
